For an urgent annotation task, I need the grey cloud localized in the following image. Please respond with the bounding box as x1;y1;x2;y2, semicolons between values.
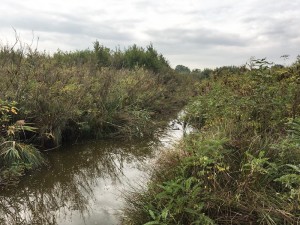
134;1;159;10
147;27;249;49
147;27;252;68
1;0;300;69
1;12;133;42
188;5;234;19
263;21;299;40
242;15;300;42
133;1;179;14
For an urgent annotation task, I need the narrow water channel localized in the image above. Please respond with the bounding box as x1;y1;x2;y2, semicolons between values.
0;116;189;225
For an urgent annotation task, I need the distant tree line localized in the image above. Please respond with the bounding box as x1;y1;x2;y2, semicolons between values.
175;64;249;79
53;41;171;74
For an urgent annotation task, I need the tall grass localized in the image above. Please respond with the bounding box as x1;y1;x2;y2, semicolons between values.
0;40;193;146
0;40;198;185
122;58;300;224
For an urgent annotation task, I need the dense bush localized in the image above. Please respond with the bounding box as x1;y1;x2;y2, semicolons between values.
0;40;196;185
122;58;300;224
0;41;184;146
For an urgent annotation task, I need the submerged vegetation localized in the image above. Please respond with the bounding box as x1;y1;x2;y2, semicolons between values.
123;58;300;224
0;40;197;186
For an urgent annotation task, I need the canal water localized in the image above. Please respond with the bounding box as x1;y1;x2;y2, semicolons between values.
0;117;190;225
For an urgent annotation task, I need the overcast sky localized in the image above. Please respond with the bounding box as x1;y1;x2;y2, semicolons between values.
0;0;299;69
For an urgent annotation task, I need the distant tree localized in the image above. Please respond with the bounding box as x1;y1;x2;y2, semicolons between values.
145;44;170;73
175;65;191;74
53;49;94;66
123;43;170;73
55;41;170;73
93;40;111;68
200;68;213;79
191;69;201;74
111;47;125;69
124;44;144;69
190;68;213;79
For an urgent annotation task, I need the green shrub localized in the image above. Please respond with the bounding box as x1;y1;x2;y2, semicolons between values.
0;99;44;185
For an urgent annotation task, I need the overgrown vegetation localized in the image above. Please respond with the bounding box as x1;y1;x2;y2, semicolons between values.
122;58;300;224
0;39;197;186
0;100;44;185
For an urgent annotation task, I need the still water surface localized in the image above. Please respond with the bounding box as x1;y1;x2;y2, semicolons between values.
0;118;188;225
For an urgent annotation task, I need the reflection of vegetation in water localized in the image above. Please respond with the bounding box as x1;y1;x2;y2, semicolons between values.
0;138;157;225
0;179;90;225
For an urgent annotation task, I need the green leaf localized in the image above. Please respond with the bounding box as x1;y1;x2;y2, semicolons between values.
143;221;161;225
149;209;156;220
286;164;300;173
161;208;169;220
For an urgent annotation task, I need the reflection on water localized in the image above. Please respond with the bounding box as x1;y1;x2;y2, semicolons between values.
0;117;189;225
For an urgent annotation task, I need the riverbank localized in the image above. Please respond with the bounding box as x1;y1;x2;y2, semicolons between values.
122;58;300;224
0;112;189;225
0;41;199;186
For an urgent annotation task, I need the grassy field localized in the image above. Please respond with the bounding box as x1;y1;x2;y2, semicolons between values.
122;58;300;224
